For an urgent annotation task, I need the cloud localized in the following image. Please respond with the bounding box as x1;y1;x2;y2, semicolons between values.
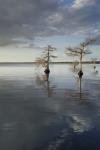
72;0;95;9
0;0;100;46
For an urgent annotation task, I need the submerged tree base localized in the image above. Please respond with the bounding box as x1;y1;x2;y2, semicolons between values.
44;69;50;74
78;70;83;78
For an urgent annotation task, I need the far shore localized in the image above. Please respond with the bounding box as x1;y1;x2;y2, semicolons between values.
0;61;99;65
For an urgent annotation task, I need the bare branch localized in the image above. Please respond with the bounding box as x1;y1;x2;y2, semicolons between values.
35;45;57;69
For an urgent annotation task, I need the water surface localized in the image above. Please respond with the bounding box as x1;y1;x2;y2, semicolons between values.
0;64;100;150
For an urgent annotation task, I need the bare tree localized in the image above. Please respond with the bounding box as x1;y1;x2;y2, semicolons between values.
91;57;97;71
36;45;57;73
65;38;95;77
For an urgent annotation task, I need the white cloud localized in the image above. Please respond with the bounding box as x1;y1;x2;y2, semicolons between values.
72;0;95;9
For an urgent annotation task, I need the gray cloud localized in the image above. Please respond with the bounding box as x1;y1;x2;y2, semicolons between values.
0;0;100;46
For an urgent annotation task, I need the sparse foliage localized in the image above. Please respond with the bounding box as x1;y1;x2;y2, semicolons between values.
36;45;57;71
65;38;96;70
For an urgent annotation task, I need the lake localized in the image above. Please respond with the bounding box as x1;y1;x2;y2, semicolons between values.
0;64;100;150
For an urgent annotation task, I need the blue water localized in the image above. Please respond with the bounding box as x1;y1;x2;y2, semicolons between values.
0;64;100;150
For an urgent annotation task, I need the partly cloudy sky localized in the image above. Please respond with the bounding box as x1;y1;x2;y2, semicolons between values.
0;0;100;62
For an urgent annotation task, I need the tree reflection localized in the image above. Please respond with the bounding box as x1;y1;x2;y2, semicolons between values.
67;67;90;102
68;65;83;100
79;77;82;100
35;72;55;97
77;77;89;102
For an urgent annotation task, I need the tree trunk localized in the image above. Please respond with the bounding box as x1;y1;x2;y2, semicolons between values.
44;46;50;74
47;47;49;70
80;50;82;71
78;50;83;78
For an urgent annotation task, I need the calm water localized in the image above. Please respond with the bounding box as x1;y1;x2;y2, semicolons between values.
0;64;100;150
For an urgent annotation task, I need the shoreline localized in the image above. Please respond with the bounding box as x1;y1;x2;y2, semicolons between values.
0;61;99;65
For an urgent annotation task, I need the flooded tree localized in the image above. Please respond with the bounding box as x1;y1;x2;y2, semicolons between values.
65;38;95;78
36;45;57;74
91;58;97;71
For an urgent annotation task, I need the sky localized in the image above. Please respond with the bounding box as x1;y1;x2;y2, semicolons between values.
0;0;100;62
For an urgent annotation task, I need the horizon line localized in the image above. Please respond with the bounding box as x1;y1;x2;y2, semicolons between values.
0;61;99;64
